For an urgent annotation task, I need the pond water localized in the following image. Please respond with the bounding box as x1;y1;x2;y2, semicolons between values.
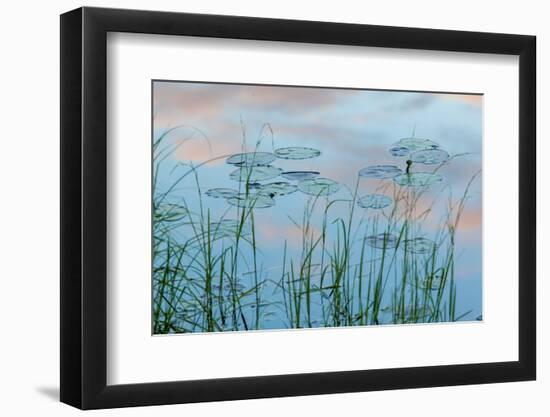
152;81;483;334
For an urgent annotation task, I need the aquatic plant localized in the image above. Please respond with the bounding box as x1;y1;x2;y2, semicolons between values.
281;171;320;181
357;194;393;209
152;123;479;333
274;146;321;160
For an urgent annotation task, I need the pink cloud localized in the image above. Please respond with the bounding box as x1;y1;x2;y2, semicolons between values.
166;121;282;165
238;85;357;111
456;205;482;231
153;82;358;126
258;222;321;249
153;83;239;125
438;93;482;106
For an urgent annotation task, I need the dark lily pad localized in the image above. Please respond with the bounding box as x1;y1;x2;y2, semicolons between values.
229;165;282;182
227;193;275;209
364;233;398;249
297;178;339;196
254;181;297;197
205;188;239;199
389;137;440;156
389;146;410;157
357;194;393;209
281;171;320;181
410;148;449;164
393;172;443;187
226;152;276;166
247;182;263;191
403;237;436;254
154;203;187;221
358;165;402;179
274;146;321;160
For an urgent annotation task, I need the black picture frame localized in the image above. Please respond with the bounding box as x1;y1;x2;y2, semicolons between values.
60;6;536;410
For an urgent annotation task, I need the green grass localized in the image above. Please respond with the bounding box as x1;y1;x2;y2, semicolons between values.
152;125;479;334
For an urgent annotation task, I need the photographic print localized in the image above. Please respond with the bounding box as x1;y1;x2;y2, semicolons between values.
152;81;482;334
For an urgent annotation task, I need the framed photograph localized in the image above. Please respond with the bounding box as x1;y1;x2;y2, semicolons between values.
60;6;536;409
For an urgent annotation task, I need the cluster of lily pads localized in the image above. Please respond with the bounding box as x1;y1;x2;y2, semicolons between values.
205;146;340;210
358;137;450;257
203;137;450;259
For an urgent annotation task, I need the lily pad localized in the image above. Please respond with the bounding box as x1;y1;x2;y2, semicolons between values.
410;149;449;164
227;193;275;209
389;146;410;157
154;203;187;221
281;171;320;181
226;152;276;166
364;233;399;249
357;194;393;209
205;188;239;199
393;172;443;187
389;137;440;156
297;178;339;196
255;181;297;197
274;146;321;160
247;182;263;191
358;165;403;179
229;165;282;182
403;237;436;254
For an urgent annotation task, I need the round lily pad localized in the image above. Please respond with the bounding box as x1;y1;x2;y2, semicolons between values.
391;138;439;156
229;165;282;182
403;237;436;254
274;146;321;160
358;165;403;179
255;181;297;197
297;178;339;196
393;172;443;187
281;171;320;181
205;188;239;199
357;194;393;209
364;233;398;249
154;203;187;221
227;193;275;209
389;146;410;157
226;152;276;166
410;148;449;164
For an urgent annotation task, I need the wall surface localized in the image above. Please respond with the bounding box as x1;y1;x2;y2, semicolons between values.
0;0;546;415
